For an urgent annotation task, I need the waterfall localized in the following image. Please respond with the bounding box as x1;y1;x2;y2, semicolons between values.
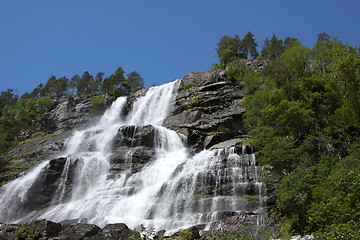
0;79;266;234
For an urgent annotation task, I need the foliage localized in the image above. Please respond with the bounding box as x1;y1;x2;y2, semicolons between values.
128;224;157;240
241;31;258;59
90;95;106;114
261;35;298;60
240;33;360;237
216;32;259;66
41;75;69;96
101;67;126;96
216;35;243;65
242;68;263;94
124;71;145;95
0;96;55;153
0;89;19;117
307;144;360;238
0;64;144;158
225;59;248;83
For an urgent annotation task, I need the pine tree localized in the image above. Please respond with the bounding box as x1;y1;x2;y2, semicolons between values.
216;35;242;65
124;71;144;95
241;31;258;59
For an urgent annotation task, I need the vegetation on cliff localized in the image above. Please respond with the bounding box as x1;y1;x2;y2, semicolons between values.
0;67;144;155
215;32;359;238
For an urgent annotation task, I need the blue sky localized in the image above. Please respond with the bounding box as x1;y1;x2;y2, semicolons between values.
0;0;359;95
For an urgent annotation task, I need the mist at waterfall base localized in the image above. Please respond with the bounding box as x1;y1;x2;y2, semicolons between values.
0;80;266;234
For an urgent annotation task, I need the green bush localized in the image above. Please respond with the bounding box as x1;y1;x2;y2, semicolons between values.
90;95;106;114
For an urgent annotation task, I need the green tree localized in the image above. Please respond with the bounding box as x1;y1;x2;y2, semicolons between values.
94;72;105;94
90;95;106;115
225;59;247;83
0;89;18;117
243;33;359;236
261;35;284;60
216;35;243;65
55;76;69;95
312;33;345;73
41;75;57;96
81;71;95;94
69;74;81;94
28;84;44;99
284;37;298;48
331;48;360;126
124;71;144;95
308;145;360;238
42;76;69;96
70;72;96;95
101;67;126;96
241;31;258;58
281;41;311;79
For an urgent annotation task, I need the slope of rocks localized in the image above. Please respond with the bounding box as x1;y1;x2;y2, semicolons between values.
163;70;248;153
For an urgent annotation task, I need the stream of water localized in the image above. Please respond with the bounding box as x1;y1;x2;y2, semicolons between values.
0;80;266;234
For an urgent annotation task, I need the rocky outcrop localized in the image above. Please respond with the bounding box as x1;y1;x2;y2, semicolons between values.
238;59;269;72
109;125;158;176
0;93;117;186
0;132;71;187
163;70;247;153
0;69;275;238
49;95;114;134
0;219;133;240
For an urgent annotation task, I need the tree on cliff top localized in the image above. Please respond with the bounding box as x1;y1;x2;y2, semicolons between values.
241;31;258;59
216;35;243;65
124;71;144;95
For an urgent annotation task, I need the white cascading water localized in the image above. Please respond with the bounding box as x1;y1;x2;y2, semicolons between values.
0;79;266;234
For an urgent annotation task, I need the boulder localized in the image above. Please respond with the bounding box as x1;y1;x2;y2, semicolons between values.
89;223;132;240
0;220;137;240
0;220;62;239
0;132;71;187
172;226;200;239
211;213;258;235
58;222;101;240
114;125;157;148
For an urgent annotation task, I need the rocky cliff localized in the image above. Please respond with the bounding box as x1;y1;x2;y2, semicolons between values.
0;94;115;186
1;70;245;184
0;69;276;239
163;70;248;152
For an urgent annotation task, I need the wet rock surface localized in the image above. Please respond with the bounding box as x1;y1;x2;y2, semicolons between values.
49;95;103;134
0;69;275;239
0;219;133;240
0;132;71;187
163;70;247;153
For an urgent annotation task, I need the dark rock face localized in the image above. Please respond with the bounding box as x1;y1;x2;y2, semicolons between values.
58;222;101;240
2;157;72;221
109;125;165;176
238;59;269;72
0;132;71;187
0;220;133;240
115;125;157;148
0;219;62;240
90;223;132;240
49;95;96;134
0;69;273;238
163;70;247;152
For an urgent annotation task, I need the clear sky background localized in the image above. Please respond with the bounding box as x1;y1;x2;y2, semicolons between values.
0;0;359;95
